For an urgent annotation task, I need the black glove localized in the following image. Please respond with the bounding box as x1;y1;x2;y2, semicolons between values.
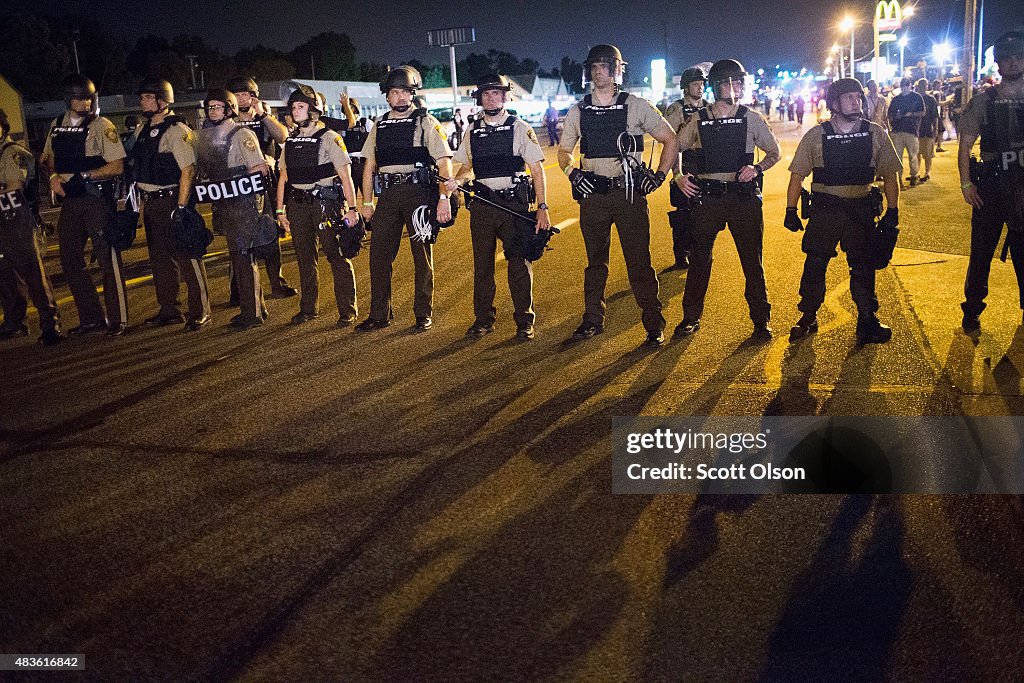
170;205;186;224
568;168;596;196
639;170;666;196
784;207;804;232
878;208;899;233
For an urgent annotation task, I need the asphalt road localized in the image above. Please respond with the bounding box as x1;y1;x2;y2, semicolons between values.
2;120;1024;680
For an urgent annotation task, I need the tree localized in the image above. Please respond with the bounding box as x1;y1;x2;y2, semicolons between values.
561;57;584;94
288;32;358;80
0;14;73;101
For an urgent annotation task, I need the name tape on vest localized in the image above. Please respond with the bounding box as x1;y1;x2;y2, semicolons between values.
193;172;266;203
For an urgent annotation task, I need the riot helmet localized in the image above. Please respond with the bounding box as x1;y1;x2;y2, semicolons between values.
227;76;260;98
826;78;866;121
584;44;627;85
137;78;174;119
681;66;706;88
287;84;322;127
379;65;423;94
203;88;238;124
473;73;512;113
994;31;1024;62
708;59;747;104
62;74;98;114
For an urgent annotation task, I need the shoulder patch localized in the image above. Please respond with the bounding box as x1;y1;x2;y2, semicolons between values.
105;127;119;144
335;135;347;150
243;135;257;151
435;124;447;140
526;127;538;143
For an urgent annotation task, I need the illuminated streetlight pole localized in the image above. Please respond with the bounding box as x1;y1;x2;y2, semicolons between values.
841;16;856;80
898;35;909;77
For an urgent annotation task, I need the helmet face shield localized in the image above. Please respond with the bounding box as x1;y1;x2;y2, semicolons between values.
714;76;745;103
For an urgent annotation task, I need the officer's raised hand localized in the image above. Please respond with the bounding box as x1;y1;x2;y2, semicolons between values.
784;207;804;232
675;172;700;198
961;182;984;209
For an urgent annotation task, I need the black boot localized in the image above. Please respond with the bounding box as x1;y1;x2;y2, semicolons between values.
856;314;892;345
789;313;819;342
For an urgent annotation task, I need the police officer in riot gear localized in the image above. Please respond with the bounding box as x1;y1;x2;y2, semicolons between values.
959;31;1024;334
453;73;551;340
0;108;62;345
785;78;903;345
40;74;129;336
675;58;781;341
558;44;679;347
341;97;370;201
664;66;709;270
357;65;454;332
276;84;361;327
132;77;211;331
193;88;272;329
228;76;297;302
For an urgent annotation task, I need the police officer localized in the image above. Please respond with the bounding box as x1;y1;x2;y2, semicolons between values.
341;97;370;202
664;66;709;270
357;66;454;332
558;44;679;347
40;74;128;336
193;88;271;329
453;73;551;340
959;31;1024;333
675;58;781;341
0;108;62;345
276;84;361;327
785;78;902;345
131;78;211;331
228;76;297;302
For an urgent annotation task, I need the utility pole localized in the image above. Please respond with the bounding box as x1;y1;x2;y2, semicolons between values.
963;0;977;105
72;28;81;74
186;55;198;91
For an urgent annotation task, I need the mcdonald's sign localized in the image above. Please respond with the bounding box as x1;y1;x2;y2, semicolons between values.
875;0;903;31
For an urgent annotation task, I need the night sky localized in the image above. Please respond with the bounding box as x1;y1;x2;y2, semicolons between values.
14;0;1024;75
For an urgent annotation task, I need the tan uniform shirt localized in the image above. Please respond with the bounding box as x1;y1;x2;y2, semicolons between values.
677;105;781;182
362;109;453;173
0;138;33;192
454;113;546;190
664;98;709;133
560;92;669;178
41;112;126;182
789;121;902;198
957;85;1024;163
279;122;351;190
226;124;267;172
134;114;196;192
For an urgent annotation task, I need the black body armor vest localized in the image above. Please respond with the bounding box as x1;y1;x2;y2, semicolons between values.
813;119;875;186
687;106;754;174
579;92;642;159
284;128;337;185
131;116;185;186
374;109;435;168
50;115;107;174
470;115;525;179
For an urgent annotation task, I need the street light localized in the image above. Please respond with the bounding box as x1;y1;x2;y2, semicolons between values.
898;35;909;76
933;41;952;82
840;16;857;80
832;43;844;78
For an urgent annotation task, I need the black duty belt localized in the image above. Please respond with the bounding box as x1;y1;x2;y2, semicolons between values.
139;187;178;201
377;171;425;186
287;187;324;203
697;178;759;197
